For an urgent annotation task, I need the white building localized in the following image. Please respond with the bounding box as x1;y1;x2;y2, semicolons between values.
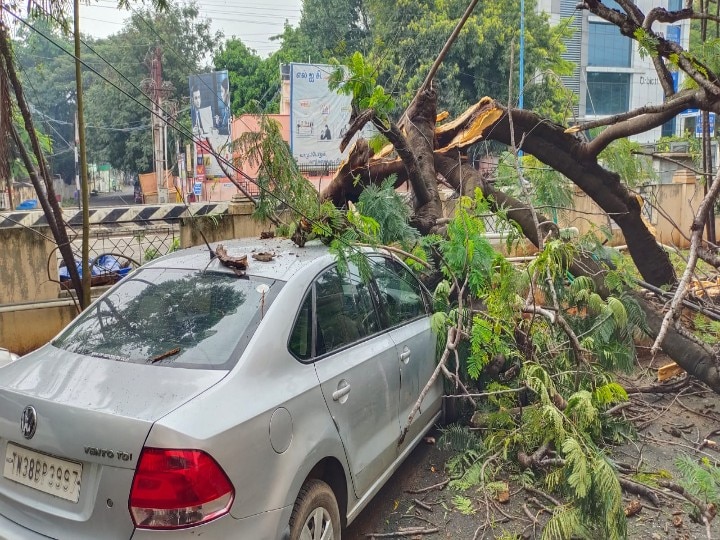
537;0;691;142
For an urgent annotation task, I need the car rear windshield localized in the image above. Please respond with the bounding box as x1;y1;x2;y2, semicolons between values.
53;268;279;370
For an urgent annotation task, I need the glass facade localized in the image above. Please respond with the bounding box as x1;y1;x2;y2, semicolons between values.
586;72;631;115
588;22;632;67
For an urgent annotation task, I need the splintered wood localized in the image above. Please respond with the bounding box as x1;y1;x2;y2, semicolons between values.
658;361;686;382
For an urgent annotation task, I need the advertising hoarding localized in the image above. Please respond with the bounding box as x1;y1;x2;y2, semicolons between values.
188;71;231;182
289;63;374;168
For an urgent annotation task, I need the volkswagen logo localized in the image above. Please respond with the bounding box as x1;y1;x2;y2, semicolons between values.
20;406;37;440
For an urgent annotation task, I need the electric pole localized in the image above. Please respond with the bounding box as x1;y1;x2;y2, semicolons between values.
143;47;173;204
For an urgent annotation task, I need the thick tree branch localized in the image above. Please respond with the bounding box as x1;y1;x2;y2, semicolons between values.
584;99;694;158
0;21;84;303
698;246;720;268
583;0;720;93
566;91;696;133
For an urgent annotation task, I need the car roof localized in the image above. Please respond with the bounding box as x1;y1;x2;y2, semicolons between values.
144;237;335;282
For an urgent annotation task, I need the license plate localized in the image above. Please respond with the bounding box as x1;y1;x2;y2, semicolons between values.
3;443;82;503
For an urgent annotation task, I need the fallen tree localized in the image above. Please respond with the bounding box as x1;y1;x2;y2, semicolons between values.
319;95;720;392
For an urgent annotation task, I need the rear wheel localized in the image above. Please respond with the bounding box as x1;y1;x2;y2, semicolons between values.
289;479;341;540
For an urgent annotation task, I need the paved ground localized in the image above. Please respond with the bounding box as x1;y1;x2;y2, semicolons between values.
88;185;136;207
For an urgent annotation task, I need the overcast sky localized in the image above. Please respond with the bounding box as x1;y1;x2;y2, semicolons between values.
79;0;303;57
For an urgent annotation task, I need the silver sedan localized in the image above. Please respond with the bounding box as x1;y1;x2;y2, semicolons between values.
0;237;442;539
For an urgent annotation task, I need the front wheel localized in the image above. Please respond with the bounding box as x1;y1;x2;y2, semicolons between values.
289;479;341;540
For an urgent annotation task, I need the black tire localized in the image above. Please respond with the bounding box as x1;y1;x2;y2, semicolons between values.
289;479;341;540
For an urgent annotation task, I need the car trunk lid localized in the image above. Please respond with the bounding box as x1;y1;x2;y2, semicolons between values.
0;345;225;539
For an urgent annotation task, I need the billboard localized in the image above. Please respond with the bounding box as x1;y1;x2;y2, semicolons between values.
289;63;374;168
189;71;231;180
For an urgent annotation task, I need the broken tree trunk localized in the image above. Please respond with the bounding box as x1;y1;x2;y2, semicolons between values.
404;87;442;234
323;97;676;288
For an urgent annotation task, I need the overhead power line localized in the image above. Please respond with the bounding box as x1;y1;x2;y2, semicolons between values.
1;6;335;240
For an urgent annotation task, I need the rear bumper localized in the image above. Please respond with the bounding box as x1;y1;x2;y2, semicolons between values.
130;506;293;540
0;505;292;540
0;512;52;539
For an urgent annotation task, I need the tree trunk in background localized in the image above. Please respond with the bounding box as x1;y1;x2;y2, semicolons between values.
0;23;84;305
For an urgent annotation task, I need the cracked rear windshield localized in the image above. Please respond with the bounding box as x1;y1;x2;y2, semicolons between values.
53;268;278;369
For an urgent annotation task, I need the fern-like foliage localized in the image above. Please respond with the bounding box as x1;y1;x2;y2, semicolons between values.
231;104;318;225
675;455;720;507
355;176;418;246
542;505;584;540
439;424;484;453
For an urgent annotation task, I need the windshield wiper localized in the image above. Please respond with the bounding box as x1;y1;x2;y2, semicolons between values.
150;347;181;364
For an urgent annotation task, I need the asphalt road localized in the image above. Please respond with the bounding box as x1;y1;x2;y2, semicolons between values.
88;185;137;207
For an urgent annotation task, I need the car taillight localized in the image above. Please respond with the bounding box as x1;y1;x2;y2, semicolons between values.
129;448;234;529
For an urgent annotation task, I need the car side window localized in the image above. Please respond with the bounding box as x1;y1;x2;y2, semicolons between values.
371;257;427;327
288;292;313;361
314;266;380;355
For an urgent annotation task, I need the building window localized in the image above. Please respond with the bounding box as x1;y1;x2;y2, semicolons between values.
662;118;676;138
602;0;623;10
588;22;632;67
668;0;682;10
586;72;631;115
667;25;681;44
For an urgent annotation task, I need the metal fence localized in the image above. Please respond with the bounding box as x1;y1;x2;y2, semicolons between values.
63;224;182;269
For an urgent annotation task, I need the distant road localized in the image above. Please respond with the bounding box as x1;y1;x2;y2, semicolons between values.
61;185;137;209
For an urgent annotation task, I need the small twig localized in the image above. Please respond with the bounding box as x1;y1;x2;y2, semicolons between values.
677;397;720;423
412;499;433;512
618;477;661;507
624;378;690;394
405;479;450;494
365;527;440;538
606;402;633;415
399;513;434;526
523;485;561;507
658;480;717;539
523;503;540;524
639;433;720;463
528;496;554;515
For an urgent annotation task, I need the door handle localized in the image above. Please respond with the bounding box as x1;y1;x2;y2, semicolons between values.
332;382;351;401
399;346;411;364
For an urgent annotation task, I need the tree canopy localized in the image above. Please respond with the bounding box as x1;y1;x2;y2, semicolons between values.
10;2;217;178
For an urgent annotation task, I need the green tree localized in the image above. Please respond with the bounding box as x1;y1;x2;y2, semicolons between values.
13;20;77;185
213;39;279;114
298;0;371;57
82;3;219;174
363;0;572;115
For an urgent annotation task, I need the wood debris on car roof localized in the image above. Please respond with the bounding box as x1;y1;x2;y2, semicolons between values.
215;244;248;276
252;252;276;262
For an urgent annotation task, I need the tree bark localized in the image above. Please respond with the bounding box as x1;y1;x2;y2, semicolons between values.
404;87;441;234
0;23;84;304
437;101;677;287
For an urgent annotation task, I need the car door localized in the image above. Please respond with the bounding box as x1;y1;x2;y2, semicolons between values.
301;264;401;497
370;256;442;451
